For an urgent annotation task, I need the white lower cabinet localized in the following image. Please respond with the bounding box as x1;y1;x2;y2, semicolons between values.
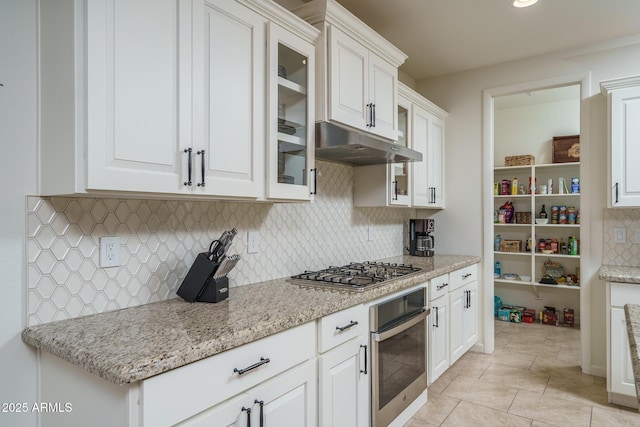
179;359;316;427
317;304;368;427
449;281;478;364
319;339;368;427
429;292;449;384
427;264;479;384
607;281;640;408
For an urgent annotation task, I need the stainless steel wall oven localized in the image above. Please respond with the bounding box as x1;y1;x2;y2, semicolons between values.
369;287;429;427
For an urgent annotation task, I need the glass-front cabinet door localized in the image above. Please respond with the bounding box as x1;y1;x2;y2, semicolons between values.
390;98;411;205
267;22;315;200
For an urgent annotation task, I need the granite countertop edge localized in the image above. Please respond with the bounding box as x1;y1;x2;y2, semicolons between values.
22;254;480;385
598;265;640;284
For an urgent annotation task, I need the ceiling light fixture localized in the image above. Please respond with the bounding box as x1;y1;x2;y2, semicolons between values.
513;0;538;7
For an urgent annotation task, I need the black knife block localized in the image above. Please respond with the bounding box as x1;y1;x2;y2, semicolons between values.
177;252;229;303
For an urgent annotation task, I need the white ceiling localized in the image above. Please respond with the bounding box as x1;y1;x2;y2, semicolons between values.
334;0;640;80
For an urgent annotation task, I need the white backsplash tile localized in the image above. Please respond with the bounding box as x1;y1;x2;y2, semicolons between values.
27;161;415;325
604;209;640;266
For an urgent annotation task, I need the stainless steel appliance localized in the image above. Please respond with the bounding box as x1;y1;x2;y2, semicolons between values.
289;261;422;292
314;121;423;165
370;287;429;427
408;219;435;257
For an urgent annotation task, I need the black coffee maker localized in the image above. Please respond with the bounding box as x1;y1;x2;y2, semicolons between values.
408;219;435;257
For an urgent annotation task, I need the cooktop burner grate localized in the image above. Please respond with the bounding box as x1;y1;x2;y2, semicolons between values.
289;261;421;291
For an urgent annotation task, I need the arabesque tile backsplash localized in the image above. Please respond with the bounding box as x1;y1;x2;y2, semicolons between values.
27;161;415;326
604;209;640;266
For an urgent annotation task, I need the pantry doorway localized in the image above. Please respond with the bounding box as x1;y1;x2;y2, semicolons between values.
482;74;592;375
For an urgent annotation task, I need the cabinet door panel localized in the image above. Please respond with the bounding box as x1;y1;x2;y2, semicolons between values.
611;87;640;206
201;0;265;198
462;283;478;353
611;307;636;395
412;104;431;206
429;298;449;384
319;339;367;427
252;360;317;427
86;0;187;193
328;26;368;130
177;393;249;427
429;114;445;207
369;53;397;140
449;288;465;364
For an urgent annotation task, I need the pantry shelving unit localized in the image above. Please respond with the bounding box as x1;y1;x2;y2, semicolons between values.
493;162;581;298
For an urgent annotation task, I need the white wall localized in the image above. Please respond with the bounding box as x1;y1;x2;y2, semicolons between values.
494;96;580;166
0;1;38;426
417;34;640;376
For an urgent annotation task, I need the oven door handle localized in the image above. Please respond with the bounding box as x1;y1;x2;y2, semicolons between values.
373;308;430;342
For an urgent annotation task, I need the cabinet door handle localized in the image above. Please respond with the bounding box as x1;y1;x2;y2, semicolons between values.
393;180;398;200
311;168;317;195
241;407;251;427
183;148;192;186
366;103;372;127
372;103;376;127
360;344;368;374
433;306;439;328
462;273;472;279
196;150;205;187
336;320;358;332
436;282;448;291
255;400;264;427
615;182;619;204
233;357;270;375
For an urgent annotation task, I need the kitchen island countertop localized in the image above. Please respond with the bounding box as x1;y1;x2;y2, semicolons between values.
599;265;640;284
22;254;480;385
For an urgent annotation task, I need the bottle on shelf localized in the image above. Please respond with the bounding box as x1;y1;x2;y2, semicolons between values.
494;261;501;278
569;236;578;255
511;178;519;195
494;234;502;252
539;204;547;219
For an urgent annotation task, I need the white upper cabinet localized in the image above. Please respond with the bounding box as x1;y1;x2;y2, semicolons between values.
328;26;398;140
39;0;318;201
199;0;266;199
293;0;406;140
40;0;194;196
601;76;640;207
399;83;447;209
266;22;317;201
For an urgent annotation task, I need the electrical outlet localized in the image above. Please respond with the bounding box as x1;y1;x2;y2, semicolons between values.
367;226;374;242
613;227;627;244
99;236;120;267
247;231;259;254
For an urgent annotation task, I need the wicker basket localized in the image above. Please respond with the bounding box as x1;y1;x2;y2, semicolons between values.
505;154;535;166
500;240;522;253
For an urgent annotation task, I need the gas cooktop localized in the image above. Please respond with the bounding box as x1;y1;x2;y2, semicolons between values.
289;261;422;292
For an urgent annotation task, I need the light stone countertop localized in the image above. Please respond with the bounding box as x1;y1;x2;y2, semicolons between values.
624;303;640;404
22;254;480;385
599;265;640;284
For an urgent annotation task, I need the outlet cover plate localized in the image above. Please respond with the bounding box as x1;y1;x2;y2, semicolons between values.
247;231;259;254
613;227;627;244
100;236;120;267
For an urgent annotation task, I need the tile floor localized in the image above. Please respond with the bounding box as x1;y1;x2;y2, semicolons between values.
405;320;640;426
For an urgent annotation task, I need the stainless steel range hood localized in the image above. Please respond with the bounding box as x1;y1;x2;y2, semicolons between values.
314;121;422;165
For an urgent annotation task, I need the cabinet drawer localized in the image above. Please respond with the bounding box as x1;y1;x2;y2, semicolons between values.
610;282;640;307
450;264;478;291
429;273;450;301
141;321;315;427
317;304;366;353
